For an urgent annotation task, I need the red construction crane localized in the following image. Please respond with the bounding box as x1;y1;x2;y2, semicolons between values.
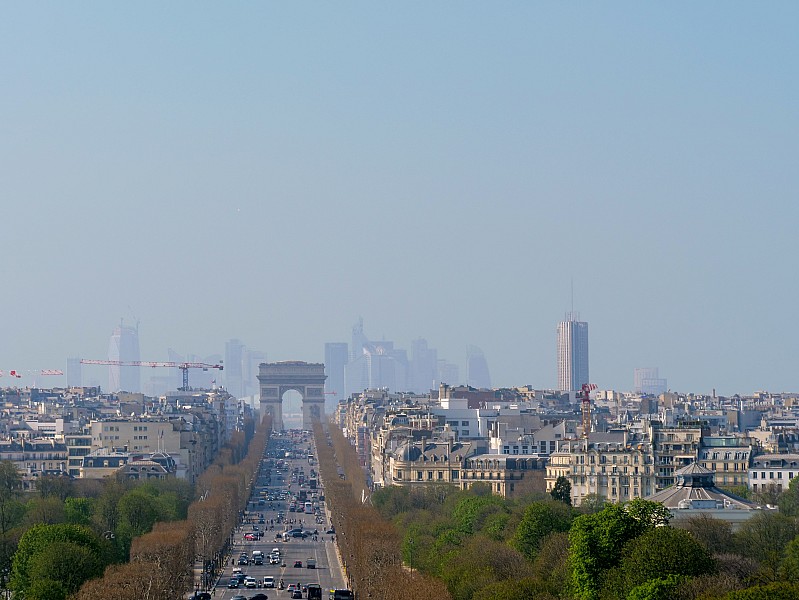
80;359;223;391
581;383;597;437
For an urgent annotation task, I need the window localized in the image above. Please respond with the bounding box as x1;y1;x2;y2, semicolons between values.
452;470;459;479
427;471;433;480
396;470;403;480
461;421;469;426
417;471;423;481
438;471;444;480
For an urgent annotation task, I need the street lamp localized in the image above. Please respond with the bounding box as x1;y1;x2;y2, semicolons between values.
408;538;413;577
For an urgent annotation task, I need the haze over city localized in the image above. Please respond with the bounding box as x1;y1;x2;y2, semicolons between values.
2;3;797;396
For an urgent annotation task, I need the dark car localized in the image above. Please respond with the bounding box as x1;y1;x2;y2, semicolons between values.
293;560;302;568
238;556;249;565
291;591;303;599
228;579;239;588
192;593;212;600
251;595;269;600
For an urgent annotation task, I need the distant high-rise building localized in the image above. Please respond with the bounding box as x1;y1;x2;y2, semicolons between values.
66;357;82;388
437;360;460;387
557;313;589;392
108;322;140;392
325;342;348;405
466;345;491;389
634;367;667;396
243;350;266;397
225;339;245;398
409;338;438;394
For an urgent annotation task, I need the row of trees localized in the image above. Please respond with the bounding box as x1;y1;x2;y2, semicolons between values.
71;416;272;600
0;415;268;600
314;421;452;600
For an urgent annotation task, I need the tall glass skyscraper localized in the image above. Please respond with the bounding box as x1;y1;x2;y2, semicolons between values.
466;345;491;389
108;322;140;392
557;313;589;392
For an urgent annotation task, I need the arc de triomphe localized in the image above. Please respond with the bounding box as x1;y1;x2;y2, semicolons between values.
257;361;326;431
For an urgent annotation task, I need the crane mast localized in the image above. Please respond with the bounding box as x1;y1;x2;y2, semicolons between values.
581;382;597;437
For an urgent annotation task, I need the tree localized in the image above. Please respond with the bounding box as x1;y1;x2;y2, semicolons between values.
724;581;799;600
531;532;571;597
569;501;671;600
0;461;23;534
550;476;571;505
677;513;734;555
512;501;573;561
580;494;607;514
10;524;103;596
27;541;103;598
22;497;66;527
619;526;715;593
64;497;93;526
626;575;684;600
35;475;73;502
735;511;799;580
779;535;799;582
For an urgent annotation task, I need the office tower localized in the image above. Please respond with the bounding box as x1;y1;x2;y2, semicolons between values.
108;322;140;392
325;342;348;404
634;368;667;396
351;317;369;361
437;360;460;387
225;338;245;398
557;313;589;392
466;345;492;389
66;358;82;388
409;338;438;394
244;350;266;398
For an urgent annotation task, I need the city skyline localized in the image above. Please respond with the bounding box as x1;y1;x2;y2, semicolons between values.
3;4;798;396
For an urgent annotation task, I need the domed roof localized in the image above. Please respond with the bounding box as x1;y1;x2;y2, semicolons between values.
395;443;421;462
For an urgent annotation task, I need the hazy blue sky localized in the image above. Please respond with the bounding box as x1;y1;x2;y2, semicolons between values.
2;2;797;395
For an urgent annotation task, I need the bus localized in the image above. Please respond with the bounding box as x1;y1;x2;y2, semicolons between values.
304;501;313;514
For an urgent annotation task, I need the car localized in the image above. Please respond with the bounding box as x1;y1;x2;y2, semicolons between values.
244;576;258;588
272;547;280;555
251;594;269;600
228;579;239;588
235;573;246;584
263;576;275;588
293;560;302;568
244;533;256;541
326;528;335;534
238;556;249;565
269;555;280;564
231;596;247;600
191;593;212;600
291;591;303;599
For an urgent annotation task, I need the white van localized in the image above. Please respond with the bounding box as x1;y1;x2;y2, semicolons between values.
263;576;275;588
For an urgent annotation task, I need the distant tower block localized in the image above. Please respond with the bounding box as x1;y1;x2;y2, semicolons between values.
257;361;327;431
557;312;589;392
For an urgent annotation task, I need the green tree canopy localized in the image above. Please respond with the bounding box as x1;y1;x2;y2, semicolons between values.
568;500;671;600
0;460;23;534
512;500;573;561
11;523;103;597
619;526;715;592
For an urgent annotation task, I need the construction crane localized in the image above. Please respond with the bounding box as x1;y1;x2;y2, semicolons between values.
581;383;597;437
80;359;223;391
